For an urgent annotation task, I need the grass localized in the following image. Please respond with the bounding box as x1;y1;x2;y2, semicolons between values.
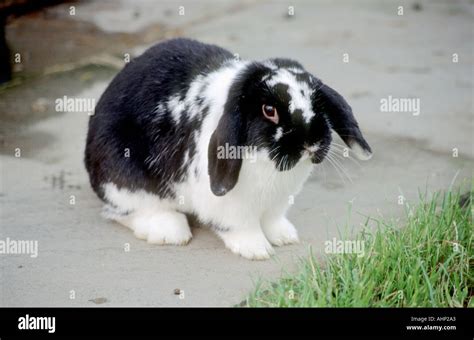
243;188;473;307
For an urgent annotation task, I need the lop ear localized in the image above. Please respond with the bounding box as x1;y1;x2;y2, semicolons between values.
314;83;372;160
208;102;245;196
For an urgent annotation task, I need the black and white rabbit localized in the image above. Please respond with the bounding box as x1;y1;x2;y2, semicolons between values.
85;38;372;260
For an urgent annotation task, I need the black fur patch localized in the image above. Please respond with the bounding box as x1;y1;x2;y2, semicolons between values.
85;38;233;201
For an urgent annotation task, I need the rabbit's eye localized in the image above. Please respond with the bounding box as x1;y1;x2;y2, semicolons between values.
262;104;279;124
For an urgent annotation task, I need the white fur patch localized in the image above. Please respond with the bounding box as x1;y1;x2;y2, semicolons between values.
350;142;373;160
167;94;186;124
102;183;192;245
266;69;315;123
274;127;284;141
184;74;207;120
261;216;299;246
161;75;208;125
306;143;320;153
263;61;278;70
287;67;304;74
103;182;164;211
217;227;274;260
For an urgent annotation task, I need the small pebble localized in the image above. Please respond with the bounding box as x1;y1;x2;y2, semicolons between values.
89;297;108;304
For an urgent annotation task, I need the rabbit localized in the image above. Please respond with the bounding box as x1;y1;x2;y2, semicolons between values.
85;38;372;260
